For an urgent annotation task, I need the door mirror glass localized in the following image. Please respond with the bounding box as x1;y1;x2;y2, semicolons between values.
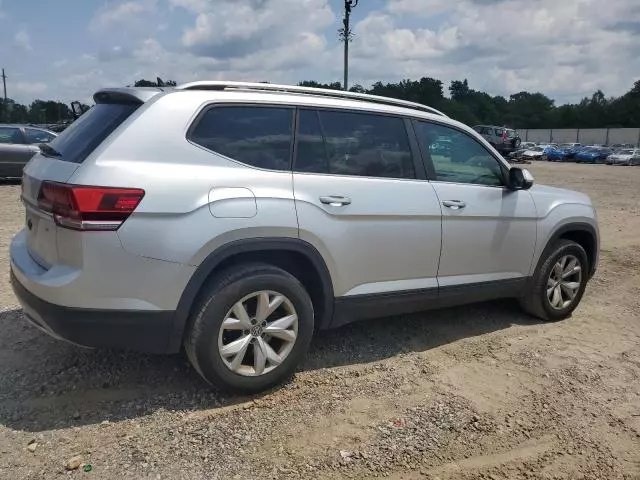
508;167;534;190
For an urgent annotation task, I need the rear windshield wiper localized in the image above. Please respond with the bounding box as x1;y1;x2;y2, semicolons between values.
39;143;62;158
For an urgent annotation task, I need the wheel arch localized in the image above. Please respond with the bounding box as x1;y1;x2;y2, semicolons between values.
543;222;598;279
167;238;335;352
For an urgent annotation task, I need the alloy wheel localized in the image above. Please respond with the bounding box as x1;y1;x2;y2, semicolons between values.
546;255;582;310
218;290;298;377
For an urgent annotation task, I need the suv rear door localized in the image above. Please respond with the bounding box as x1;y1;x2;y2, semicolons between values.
414;120;537;293
292;108;443;313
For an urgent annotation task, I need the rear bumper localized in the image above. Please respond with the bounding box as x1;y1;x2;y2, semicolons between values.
10;269;176;353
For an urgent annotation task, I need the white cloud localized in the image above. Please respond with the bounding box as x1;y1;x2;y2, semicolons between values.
90;0;156;33
14;81;46;95
177;0;335;60
348;0;640;102
386;0;451;16
15;0;640;106
13;29;32;52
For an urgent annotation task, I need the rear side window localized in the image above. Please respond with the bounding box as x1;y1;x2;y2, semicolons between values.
189;106;294;171
494;128;504;136
48;103;138;163
295;109;415;179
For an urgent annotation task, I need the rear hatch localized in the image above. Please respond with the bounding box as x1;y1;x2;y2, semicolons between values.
21;96;145;269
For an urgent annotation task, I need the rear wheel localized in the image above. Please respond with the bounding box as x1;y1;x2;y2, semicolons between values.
519;240;589;321
184;263;314;393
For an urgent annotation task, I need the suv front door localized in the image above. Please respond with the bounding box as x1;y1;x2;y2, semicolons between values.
414;120;537;292
292;108;443;315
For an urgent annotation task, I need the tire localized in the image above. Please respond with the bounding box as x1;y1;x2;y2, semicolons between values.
184;263;314;393
519;239;589;322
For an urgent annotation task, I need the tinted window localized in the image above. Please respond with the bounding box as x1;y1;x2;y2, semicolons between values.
25;128;56;144
0;127;22;144
48;103;138;163
295;109;415;179
494;128;504;136
416;121;505;187
190;106;293;171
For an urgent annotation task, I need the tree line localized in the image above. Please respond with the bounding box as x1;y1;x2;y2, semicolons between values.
2;76;639;128
300;78;640;129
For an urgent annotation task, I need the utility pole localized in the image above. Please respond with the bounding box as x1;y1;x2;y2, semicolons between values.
340;0;358;91
2;68;6;123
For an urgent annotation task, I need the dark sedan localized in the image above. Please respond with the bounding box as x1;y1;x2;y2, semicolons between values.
0;124;57;178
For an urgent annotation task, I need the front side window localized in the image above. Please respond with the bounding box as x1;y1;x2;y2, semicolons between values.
25;128;56;144
415;121;505;187
190;106;294;171
295;109;415;179
0;127;22;144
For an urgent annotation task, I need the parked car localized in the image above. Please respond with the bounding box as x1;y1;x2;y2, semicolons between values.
0;124;57;178
606;148;640;165
575;147;612;164
10;82;600;392
547;143;582;162
473;125;522;156
521;146;546;161
537;144;558;157
520;142;537;150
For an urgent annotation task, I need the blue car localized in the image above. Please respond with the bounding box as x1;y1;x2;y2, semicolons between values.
547;147;569;162
575;147;612;164
547;143;582;162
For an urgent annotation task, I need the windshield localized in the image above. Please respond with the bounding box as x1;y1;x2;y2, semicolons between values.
506;130;516;139
48;103;138;164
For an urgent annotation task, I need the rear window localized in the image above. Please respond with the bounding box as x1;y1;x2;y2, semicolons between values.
47;103;138;164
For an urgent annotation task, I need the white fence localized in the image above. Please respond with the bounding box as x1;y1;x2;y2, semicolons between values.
522;128;640;146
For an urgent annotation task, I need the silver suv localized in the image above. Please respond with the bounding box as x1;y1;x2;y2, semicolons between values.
473;125;521;156
10;82;599;392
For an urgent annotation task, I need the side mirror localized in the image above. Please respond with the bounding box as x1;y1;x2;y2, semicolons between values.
508;167;534;190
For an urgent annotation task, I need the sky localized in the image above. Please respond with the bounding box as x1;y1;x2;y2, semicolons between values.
1;0;639;106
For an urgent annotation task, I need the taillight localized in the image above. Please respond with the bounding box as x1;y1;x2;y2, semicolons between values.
502;130;508;142
38;182;144;231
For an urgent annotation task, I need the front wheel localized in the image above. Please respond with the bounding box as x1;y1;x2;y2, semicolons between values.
519;240;589;321
184;263;314;393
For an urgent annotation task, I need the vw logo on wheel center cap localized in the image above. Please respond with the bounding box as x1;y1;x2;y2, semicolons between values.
250;325;263;337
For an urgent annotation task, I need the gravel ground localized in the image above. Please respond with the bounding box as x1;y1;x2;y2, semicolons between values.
1;163;640;479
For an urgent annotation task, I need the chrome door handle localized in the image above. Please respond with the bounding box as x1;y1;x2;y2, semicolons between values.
319;195;352;206
442;200;466;210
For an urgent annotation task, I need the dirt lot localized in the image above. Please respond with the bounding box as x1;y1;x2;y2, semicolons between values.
1;162;639;480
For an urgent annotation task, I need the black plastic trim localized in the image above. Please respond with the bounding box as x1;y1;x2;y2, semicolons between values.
169;238;335;352
545;222;598;278
10;270;174;354
332;277;528;328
